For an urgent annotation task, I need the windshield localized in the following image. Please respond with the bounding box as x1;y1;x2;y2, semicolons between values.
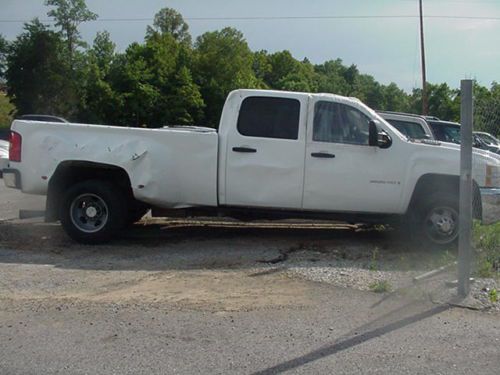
428;121;461;144
477;133;500;146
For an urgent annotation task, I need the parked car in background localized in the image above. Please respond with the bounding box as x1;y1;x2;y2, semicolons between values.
379;111;500;155
0;139;9;178
17;114;68;123
474;131;500;155
475;131;500;146
377;111;433;140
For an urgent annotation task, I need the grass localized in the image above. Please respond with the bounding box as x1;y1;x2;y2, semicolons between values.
489;289;498;303
473;221;500;279
368;247;379;271
0;92;15;128
369;280;391;293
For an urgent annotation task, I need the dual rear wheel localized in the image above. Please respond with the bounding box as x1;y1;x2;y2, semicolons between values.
60;180;147;244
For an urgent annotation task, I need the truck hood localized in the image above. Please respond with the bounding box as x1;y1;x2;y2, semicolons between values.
409;138;500;188
411;138;500;164
439;141;500;164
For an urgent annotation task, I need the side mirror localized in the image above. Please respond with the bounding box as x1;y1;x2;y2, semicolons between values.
368;120;392;149
378;132;393;149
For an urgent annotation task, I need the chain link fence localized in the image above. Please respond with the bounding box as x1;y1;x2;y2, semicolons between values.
475;95;500;143
458;81;500;296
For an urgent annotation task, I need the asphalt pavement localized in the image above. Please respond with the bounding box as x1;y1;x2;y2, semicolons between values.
0;179;499;375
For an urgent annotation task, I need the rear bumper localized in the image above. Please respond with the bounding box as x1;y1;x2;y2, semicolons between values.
3;168;22;189
481;188;500;224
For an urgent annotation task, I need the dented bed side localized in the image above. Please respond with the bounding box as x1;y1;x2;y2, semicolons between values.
9;121;219;208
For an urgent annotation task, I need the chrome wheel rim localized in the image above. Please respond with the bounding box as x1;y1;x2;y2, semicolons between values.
424;206;459;245
70;193;109;233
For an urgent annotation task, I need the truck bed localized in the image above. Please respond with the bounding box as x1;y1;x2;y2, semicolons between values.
10;120;219;208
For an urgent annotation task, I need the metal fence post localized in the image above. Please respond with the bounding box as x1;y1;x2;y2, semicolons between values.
458;79;473;297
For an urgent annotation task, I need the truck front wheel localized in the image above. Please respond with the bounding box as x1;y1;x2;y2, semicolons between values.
414;193;459;249
60;180;128;244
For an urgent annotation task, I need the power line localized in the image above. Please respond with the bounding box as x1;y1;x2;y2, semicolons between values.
1;15;500;23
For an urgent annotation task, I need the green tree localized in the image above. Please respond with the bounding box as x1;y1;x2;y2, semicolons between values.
194;27;260;127
90;31;115;74
45;0;97;64
0;92;15;128
6;20;75;117
106;32;204;127
475;81;500;135
314;59;350;95
263;51;316;91
409;83;459;120
163;67;205;125
146;8;192;45
252;50;271;88
0;34;8;81
79;31;120;124
381;83;410;112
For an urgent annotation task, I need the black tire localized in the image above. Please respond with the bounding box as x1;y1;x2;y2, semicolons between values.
60;180;128;244
412;192;459;249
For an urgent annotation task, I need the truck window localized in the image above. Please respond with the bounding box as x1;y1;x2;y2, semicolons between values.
237;97;300;140
428;121;461;144
313;101;370;145
386;119;427;139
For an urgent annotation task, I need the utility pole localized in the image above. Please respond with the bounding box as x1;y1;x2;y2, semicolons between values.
458;79;473;297
419;0;428;115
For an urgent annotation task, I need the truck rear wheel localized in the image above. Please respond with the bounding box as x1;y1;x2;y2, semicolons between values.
413;193;459;249
60;180;128;244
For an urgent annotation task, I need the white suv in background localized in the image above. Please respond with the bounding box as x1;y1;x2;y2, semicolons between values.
0;139;9;178
377;111;434;140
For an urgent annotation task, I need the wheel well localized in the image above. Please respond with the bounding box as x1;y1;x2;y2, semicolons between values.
408;173;482;219
45;161;133;222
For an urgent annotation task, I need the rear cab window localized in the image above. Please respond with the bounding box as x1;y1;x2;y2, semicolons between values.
237;97;300;140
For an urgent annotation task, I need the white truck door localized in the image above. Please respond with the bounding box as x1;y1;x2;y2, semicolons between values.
303;99;404;213
224;94;307;209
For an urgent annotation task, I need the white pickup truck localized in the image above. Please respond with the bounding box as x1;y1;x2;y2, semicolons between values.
4;89;500;246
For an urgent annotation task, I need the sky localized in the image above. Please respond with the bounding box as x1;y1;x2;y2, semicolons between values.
1;0;499;92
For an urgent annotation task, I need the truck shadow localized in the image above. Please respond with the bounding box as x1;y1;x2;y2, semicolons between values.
0;220;451;273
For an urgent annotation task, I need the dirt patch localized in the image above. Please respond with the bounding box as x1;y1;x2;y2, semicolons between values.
0;268;314;312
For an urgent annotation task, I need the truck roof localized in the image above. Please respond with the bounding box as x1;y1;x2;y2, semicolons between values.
376;110;441;121
233;89;361;103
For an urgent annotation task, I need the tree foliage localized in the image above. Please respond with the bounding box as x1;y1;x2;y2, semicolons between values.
193;27;260;126
45;0;97;63
6;20;77;116
2;4;500;134
0;34;8;81
146;8;192;45
0;92;15;128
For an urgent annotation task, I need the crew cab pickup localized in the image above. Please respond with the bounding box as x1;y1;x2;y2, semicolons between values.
4;89;500;245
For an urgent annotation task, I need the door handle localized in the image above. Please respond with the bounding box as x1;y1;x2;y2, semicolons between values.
233;147;257;153
311;152;335;158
